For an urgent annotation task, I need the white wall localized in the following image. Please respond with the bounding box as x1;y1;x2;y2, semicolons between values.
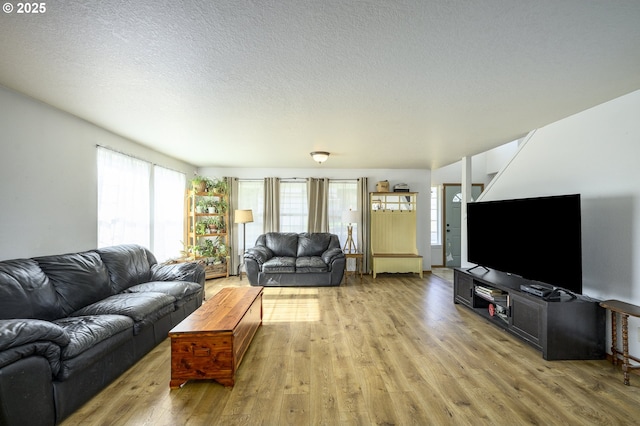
477;89;640;356
0;86;197;260
430;140;519;265
200;166;432;271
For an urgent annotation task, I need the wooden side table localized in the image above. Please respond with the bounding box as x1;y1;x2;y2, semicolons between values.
600;299;640;385
343;252;363;282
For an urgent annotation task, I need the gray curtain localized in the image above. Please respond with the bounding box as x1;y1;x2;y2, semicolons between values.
264;177;280;232
358;177;370;273
307;178;329;232
228;177;239;275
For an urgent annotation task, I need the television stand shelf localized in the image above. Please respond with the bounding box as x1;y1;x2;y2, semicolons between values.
454;268;605;360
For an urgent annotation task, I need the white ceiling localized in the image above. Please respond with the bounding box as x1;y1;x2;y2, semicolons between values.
1;1;639;169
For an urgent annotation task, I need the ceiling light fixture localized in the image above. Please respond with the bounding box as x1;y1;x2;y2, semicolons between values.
310;151;330;164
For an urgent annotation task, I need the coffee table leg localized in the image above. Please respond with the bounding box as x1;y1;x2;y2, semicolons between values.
170;379;187;389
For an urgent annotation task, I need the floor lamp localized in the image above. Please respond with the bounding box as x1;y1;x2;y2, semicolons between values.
342;209;359;253
234;209;254;280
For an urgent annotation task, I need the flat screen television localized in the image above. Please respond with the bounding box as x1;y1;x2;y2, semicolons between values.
466;194;582;294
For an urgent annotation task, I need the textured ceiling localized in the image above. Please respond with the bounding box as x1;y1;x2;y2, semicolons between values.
1;1;640;169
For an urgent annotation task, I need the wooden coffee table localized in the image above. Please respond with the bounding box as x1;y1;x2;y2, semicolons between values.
169;286;263;388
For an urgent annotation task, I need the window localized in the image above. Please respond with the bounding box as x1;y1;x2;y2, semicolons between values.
97;147;186;262
328;180;358;248
153;166;186;262
431;186;441;245
97;147;151;248
280;180;308;233
237;180;264;250
238;178;358;248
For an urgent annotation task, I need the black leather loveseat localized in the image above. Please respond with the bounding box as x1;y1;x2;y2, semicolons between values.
0;244;205;426
243;232;345;286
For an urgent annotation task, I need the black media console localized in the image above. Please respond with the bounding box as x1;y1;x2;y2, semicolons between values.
454;267;605;360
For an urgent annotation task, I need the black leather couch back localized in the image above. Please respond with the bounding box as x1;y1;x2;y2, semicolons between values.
0;258;64;320
263;233;299;257
0;244;162;321
34;251;113;317
297;233;334;257
96;245;157;293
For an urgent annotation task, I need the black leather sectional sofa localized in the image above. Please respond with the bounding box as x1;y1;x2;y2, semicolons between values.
0;244;205;425
243;232;345;286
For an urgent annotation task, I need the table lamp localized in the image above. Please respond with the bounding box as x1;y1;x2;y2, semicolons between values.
341;209;359;253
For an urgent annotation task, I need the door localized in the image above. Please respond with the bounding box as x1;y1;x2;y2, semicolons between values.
443;184;483;267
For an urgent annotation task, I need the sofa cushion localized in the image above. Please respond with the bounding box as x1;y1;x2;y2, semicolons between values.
96;245;154;293
34;251;113;317
297;233;332;257
0;259;65;320
53;315;135;381
262;257;296;273
124;281;201;306
265;233;298;257
53;315;133;359
296;256;329;273
71;293;175;334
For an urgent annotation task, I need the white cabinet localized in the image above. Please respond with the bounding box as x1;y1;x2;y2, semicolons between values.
369;192;422;278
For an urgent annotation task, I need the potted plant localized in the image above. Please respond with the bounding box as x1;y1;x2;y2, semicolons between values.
214;198;228;214
208;178;228;195
216;242;228;263
200;239;216;258
195;221;208;235
211;216;225;233
191;175;208;193
200;198;215;213
195;199;208;213
189;244;202;257
203;217;218;233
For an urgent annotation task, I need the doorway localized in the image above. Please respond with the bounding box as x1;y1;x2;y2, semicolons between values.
443;184;484;267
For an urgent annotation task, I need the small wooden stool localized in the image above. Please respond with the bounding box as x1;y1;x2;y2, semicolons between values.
600;299;640;385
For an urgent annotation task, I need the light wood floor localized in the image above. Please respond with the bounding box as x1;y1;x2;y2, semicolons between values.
62;272;640;425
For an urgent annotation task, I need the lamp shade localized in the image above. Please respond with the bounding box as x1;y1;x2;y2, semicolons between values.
341;209;359;224
234;209;254;224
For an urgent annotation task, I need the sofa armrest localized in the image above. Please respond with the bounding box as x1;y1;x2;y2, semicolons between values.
150;262;205;286
0;319;70;352
244;246;274;267
322;247;345;265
